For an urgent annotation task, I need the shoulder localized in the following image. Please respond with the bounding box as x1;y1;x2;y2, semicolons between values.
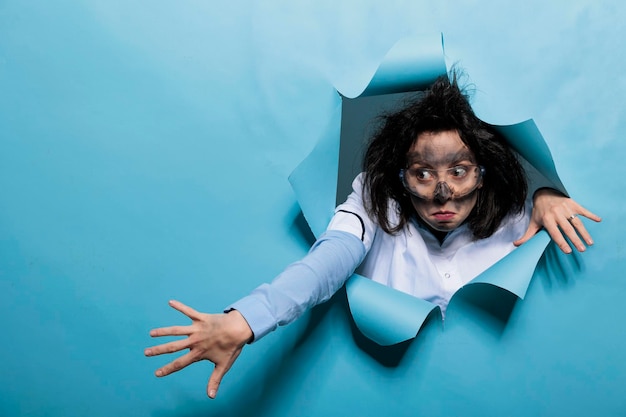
328;173;393;250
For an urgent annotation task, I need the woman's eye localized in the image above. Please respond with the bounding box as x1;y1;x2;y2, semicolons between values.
450;166;468;177
413;169;433;181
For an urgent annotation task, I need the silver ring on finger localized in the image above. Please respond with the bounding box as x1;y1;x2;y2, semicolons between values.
567;214;577;222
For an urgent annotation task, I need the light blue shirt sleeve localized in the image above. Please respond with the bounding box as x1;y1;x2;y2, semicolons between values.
226;229;366;342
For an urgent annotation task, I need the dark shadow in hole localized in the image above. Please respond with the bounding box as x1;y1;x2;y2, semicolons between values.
450;283;519;337
337;92;415;204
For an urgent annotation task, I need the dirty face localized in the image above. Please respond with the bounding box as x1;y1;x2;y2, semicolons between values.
404;130;482;235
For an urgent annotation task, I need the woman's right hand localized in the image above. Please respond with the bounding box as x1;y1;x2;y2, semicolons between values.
144;300;253;399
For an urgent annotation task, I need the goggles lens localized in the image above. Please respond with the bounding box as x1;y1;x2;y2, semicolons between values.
400;164;484;201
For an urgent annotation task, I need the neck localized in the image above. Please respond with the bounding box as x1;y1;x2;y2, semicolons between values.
431;229;449;245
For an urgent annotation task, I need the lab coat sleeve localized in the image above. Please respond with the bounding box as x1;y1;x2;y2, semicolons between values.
226;229;366;342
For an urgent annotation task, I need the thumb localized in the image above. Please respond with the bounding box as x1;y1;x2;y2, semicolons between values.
207;365;227;399
514;223;540;247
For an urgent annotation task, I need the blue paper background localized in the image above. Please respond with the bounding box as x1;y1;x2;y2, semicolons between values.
1;1;624;416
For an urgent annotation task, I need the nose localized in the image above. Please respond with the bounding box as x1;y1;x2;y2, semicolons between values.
433;181;452;204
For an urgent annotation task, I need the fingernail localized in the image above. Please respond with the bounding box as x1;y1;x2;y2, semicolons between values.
209;390;216;399
145;349;152;356
156;370;163;377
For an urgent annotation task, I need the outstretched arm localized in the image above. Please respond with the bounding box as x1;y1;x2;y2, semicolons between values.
145;230;366;398
514;188;602;253
145;301;252;399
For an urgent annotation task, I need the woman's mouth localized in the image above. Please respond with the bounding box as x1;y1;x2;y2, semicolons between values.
432;211;455;221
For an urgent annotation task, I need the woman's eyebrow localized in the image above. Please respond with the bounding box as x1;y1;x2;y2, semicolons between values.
406;149;475;166
446;150;475;164
405;152;426;164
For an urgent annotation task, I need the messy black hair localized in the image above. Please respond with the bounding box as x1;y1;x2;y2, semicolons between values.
362;72;527;239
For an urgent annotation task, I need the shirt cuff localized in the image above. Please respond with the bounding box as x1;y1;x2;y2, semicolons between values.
226;287;277;343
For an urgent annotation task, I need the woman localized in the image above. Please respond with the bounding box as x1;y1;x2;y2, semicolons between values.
144;74;601;399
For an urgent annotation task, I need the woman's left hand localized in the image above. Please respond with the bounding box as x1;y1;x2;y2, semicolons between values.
514;188;602;253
